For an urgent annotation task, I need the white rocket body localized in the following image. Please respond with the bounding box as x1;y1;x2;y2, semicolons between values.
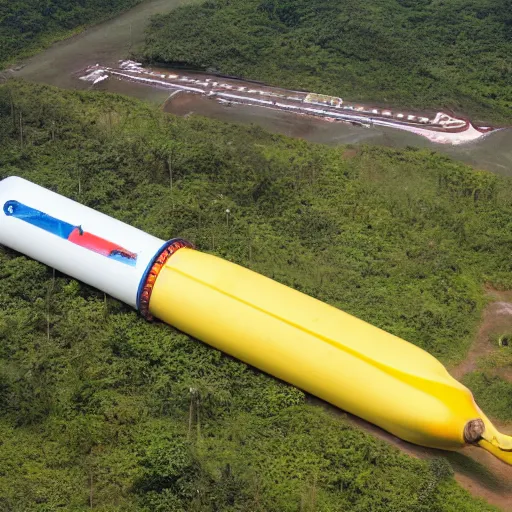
0;176;165;307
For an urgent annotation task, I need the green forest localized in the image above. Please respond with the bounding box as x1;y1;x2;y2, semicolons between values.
1;0;512;510
1;80;511;510
0;0;144;68
140;0;512;123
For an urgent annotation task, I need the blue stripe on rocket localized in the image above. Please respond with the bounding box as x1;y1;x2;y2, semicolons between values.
3;200;138;266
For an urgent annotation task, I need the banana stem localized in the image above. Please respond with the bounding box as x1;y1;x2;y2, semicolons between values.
473;408;512;464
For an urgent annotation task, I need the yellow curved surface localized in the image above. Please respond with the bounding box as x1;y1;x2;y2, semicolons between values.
149;248;511;462
477;407;512;465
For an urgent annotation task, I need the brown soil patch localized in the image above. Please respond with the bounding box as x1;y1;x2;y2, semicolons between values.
162;90;197;115
451;441;512;512
497;367;512;382
342;148;359;159
450;289;512;381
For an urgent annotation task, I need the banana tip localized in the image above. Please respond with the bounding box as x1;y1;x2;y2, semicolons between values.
469;415;512;466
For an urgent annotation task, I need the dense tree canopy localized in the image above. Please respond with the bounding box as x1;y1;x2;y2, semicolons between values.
140;0;512;123
0;1;510;509
0;80;510;510
0;0;143;67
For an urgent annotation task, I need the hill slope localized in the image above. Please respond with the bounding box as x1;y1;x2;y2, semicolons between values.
0;81;511;509
0;0;144;68
140;0;512;123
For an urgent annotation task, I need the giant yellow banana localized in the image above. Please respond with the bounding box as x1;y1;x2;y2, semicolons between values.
148;248;512;464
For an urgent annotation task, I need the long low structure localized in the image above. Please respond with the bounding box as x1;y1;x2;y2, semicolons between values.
79;61;499;145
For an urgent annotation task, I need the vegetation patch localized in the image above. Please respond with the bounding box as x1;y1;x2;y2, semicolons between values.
498;333;511;347
140;0;512;123
0;0;145;69
462;372;512;422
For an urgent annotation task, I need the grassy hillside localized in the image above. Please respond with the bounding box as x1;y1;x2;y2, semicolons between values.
462;373;512;422
0;81;510;510
140;0;512;123
0;0;144;68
